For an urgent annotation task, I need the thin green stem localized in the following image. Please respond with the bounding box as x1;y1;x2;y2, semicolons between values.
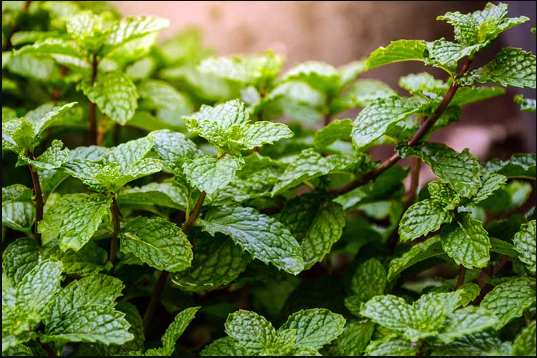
455;264;466;290
109;194;120;266
27;152;43;246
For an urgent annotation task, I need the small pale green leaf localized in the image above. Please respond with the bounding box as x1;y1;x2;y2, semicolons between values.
201;206;304;275
2;238;39;286
2;202;35;235
120;216;193;272
428;181;461;210
149;129;201;174
352;97;428;149
26;140;69;170
43;241;109;277
332;320;375;356
437;306;498;343
282;61;340;95
224;310;276;354
183;155;245;194
200;337;249;356
481;277;536;329
484;153;536;180
159;307;200;355
441;213;491;269
119;182;188;211
366;40;428;70
240;121;294;150
468;171;507;205
351;258;387;302
313;119;353;152
78;72;139;125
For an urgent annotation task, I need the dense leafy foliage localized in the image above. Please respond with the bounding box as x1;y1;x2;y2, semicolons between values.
2;1;536;356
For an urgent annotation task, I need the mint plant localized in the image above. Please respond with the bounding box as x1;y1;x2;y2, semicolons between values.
2;2;536;356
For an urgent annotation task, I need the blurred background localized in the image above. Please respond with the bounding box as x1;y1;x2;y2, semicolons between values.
113;1;536;184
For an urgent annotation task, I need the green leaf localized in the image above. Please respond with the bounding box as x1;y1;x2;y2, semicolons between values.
38;193;112;252
333;79;396;115
515;95;536;114
43;241;109;277
490;237;519;257
45;274;124;324
388;236;444;281
104;15;169;51
2;202;35;235
25;140;69;170
399;142;481;198
282;61;340;95
118;182;188;211
513;220;536;273
512;320;536;356
157;307;200;355
428;181;461;210
41;305;133;345
441;213;491;269
78;72;139;125
272;149;351;196
313;119;353;152
66;11;110;51
460;48;536;88
399;199;452;242
360;295;430;342
120;216;193;272
365;339;419;356
224;310;276;355
172;234;251;293
201;206;304;275
138;79;193;119
399;72;446;95
484;153;536;180
481;277;536;329
437;306;498;344
2;238;39;287
280;309;345;350
183;155;245;194
240;121;294;150
350;258;387;302
199;51;283;90
149;129;202;175
279;195;346;269
427;39;483;70
201;337;249;356
431;331;512;356
6;54;60;83
103;302;145;355
366;40;428;70
451;86;505;106
338;60;367;89
16;260;63;325
332;320;375;356
352;97;428;149
467;171;507;205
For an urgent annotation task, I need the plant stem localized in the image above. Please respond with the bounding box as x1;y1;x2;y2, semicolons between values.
88;53;98;145
5;1;31;49
36;337;54;356
323;112;331;127
407;157;422;206
182;192;207;233
51;66;67;102
109;195;120;266
96;114;107;146
455;264;466;290
329;57;472;197
27;152;43;246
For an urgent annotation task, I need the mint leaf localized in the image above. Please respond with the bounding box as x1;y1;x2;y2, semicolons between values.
2;238;39;286
365;339;419;356
41;305;133;345
149;129;201;174
437;306;498;343
467;171;507;205
399;142;481;198
366;40;428;70
201;206;304;275
224;310;277;355
240;121;294;149
484;153;536;180
25;140;69;170
313;119;353;152
332;79;395;114
514;94;536;114
172;234;251;293
431;331;512;356
352;97;428;149
399;199;453;242
388;236;444;281
43;241;109;277
441;213;491;269
120;216;193;272
152;307;199;355
428;181;461;210
118;182;188;211
331;320;374;356
78;72;139;125
282;61;340;95
279;195;346;269
512;320;536;356
201;337;249;357
513;220;536;273
427;39;484;70
481;277;536;329
66;11;110;51
2;202;35;235
460;48;536;88
38;193;112;252
350;258;387;302
280;309;345;350
399;72;446;95
183;155;245;194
